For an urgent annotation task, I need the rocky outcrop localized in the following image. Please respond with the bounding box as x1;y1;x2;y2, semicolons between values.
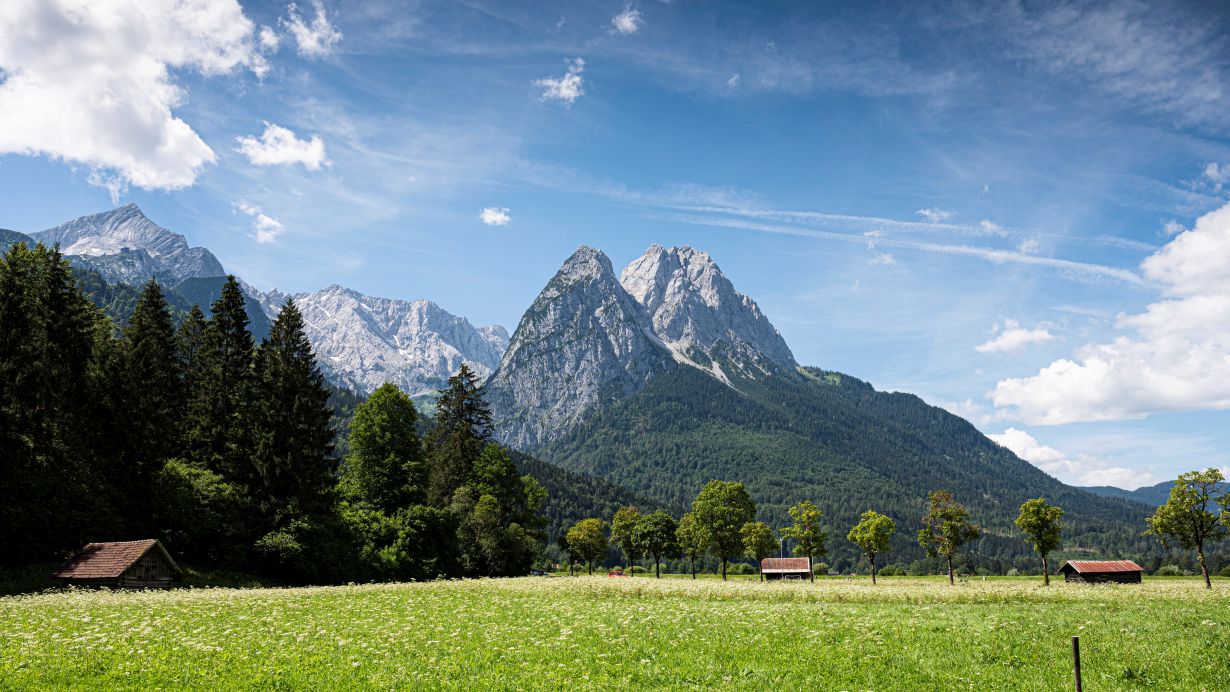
485;246;676;450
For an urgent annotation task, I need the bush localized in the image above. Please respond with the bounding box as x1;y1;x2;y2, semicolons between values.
1220;565;1230;578
1005;568;1019;577
812;562;830;576
1155;565;1183;576
728;562;754;575
877;565;903;577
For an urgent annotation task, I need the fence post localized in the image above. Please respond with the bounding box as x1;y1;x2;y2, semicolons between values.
1072;636;1082;692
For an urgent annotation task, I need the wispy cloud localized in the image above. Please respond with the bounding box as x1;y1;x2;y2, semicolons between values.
281;1;342;58
611;6;642;35
535;57;585;104
976;319;1054;354
917;207;955;223
235;201;286;244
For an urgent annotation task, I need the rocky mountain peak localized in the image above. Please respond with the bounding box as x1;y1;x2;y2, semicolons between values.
485;245;676;450
620;244;796;380
32;204;224;283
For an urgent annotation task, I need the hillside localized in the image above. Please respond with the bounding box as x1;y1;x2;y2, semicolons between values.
1082;480;1228;507
537;365;1156;571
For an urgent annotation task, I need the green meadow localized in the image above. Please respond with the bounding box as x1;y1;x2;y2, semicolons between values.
1;576;1227;690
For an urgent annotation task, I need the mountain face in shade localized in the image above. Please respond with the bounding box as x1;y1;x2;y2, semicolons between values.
620;244;796;382
284;284;508;397
484;246;678;450
32;204;225;284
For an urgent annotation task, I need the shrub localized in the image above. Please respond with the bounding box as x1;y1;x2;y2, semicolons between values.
1155;565;1182;576
812;562;830;576
728;563;754;575
1219;565;1230;578
877;565;903;577
1005;568;1019;577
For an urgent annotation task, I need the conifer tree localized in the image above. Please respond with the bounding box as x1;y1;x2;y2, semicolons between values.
252;299;335;516
427;364;492;505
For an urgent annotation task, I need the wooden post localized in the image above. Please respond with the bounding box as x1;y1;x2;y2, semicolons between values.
1072;636;1082;692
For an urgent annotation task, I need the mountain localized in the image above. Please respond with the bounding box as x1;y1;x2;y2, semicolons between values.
620;244;796;382
485;246;678;450
32;204;225;284
280;284;508;397
537;364;1156;570
174;276;272;341
1082;480;1227;506
1;228;34;252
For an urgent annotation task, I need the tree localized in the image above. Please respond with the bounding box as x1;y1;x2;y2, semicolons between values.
610;506;644;576
427;364;492;505
691;480;756;580
634;511;678;578
780;500;828;582
847;510;896;584
340;383;426;512
676;512;705;579
741;521;778;581
1146;469;1226;589
252;299;335;516
1015;498;1064;586
917;490;981;585
565;518;608;575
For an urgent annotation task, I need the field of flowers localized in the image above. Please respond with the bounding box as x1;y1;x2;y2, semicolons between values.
1;576;1227;689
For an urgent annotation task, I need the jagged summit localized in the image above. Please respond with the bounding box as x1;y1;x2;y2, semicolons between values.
620;244;796;381
485;245;677;450
32;204;224;283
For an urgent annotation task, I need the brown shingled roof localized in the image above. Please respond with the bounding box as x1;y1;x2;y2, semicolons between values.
760;557;812;573
52;539;181;580
1059;560;1143;574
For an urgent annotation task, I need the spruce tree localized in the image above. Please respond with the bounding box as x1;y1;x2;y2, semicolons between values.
427;364;492;505
251;299;335;516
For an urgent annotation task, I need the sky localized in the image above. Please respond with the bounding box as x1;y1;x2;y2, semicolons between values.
2;0;1230;489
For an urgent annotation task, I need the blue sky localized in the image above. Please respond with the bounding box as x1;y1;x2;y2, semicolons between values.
3;0;1230;488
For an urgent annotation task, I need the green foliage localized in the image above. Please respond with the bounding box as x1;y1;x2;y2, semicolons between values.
691;480;756;580
848;509;897;582
634;511;679;578
610;506;644;574
781;500;828;565
676;512;706;578
918;490;981;584
1015;498;1064;585
341;383;426;512
741;521;778;579
427;364;492;505
812;562;830;576
566;518;609;574
1146;469;1227;588
540;365;1159;571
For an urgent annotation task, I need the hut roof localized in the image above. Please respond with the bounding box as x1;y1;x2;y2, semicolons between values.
52;539;182;580
1058;560;1143;574
760;557;812;573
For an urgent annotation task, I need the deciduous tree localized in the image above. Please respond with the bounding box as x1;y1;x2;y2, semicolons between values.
676;512;705;579
610;505;643;576
1147;469;1226;589
917;490;980;585
1015;498;1064;586
691;480;756;580
741;521;778;581
566;518;608;575
633;511;678;578
339;383;425;512
847;510;896;584
780;500;827;582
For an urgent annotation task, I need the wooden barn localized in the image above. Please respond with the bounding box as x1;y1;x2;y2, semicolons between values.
52;539;183;589
760;557;812;580
1057;560;1143;584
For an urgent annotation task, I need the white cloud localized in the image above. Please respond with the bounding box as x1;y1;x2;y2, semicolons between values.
236;201;285;243
281;1;342;58
0;0;267;193
869;252;896;266
535;58;585;104
979;219;1003;234
259;25;281;52
988;427;1154;489
1161;219;1187;236
479;206;510;226
235;122;330;170
611;6;642;35
993;201;1230;424
1017;237;1041;254
726;74;741;88
976;319;1055;354
917;207;955;223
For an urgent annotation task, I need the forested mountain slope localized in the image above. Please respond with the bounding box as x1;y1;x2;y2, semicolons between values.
538;365;1156;570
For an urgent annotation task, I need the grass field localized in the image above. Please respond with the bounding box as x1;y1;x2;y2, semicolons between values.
2;576;1227;690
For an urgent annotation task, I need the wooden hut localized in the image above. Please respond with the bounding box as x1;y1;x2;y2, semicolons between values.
52;539;183;589
760;557;812;580
1057;560;1143;584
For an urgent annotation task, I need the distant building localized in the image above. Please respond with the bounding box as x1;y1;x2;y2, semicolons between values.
760;557;812;580
1057;560;1143;584
52;539;183;589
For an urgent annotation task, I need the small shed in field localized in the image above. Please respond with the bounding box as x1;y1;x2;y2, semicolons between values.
1057;560;1143;584
52;539;183;589
760;557;812;580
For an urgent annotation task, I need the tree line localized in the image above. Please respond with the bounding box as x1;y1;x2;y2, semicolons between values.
0;242;545;581
562;472;1230;587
